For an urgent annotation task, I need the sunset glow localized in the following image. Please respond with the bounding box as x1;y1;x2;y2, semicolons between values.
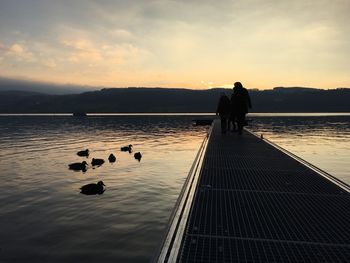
1;0;349;89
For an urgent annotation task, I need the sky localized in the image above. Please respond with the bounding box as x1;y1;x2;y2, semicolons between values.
0;0;349;89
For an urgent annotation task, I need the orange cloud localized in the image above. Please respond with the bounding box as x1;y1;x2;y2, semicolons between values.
5;43;35;61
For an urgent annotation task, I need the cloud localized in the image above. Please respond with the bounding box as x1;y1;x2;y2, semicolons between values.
59;35;149;67
3;43;35;61
0;41;59;70
0;0;350;88
108;29;134;39
42;59;57;68
8;43;24;54
62;39;103;62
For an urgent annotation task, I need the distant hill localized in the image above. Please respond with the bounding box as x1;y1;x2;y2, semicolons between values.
0;77;97;95
0;86;349;113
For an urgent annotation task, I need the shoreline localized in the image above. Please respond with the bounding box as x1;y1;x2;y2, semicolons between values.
1;112;350;117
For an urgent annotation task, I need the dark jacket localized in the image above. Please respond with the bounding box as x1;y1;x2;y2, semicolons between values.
216;95;231;116
231;87;252;114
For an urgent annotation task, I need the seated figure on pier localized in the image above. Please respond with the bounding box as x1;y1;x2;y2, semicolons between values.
216;92;231;134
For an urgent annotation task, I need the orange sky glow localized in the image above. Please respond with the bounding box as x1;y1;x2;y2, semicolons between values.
1;0;349;90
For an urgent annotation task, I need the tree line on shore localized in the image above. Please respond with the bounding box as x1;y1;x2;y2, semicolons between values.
0;87;349;113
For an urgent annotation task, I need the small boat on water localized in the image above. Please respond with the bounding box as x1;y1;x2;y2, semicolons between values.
192;119;213;126
73;111;87;117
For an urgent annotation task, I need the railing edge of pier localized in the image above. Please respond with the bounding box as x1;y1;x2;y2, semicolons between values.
245;128;350;193
153;122;214;263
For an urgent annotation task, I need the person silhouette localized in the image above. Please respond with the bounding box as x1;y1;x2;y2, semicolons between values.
231;82;252;135
229;91;237;132
216;92;231;134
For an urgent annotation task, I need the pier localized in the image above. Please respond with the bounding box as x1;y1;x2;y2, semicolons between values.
156;120;350;262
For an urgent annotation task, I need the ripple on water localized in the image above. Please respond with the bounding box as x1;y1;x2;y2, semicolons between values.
2;114;349;262
249;115;350;184
0;116;208;263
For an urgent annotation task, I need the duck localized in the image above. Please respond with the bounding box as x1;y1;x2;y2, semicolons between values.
68;161;88;172
77;149;89;157
91;158;105;166
134;152;142;161
108;153;116;163
80;181;105;195
121;144;132;152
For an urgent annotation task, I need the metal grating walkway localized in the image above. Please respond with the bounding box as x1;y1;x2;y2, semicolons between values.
162;120;350;263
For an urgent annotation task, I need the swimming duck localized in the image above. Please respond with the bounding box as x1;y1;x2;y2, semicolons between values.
68;161;88;172
77;149;89;157
80;181;105;195
134;152;142;161
108;153;116;163
121;144;132;152
91;158;105;166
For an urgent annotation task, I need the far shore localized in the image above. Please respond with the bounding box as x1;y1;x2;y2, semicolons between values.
1;112;350;117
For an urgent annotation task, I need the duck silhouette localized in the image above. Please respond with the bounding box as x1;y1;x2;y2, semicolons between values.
121;144;132;152
108;153;116;163
69;161;88;172
80;181;105;195
91;158;105;166
77;149;89;157
134;152;142;161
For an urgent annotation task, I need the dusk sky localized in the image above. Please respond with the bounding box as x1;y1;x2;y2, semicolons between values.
0;0;349;89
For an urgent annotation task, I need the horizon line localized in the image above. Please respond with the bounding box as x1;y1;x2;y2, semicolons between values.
0;75;349;91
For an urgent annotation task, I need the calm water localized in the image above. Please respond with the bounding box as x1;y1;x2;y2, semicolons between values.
0;114;349;262
0;116;208;263
248;114;350;184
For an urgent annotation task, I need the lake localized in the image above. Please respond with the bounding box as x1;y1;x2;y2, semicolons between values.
0;114;349;262
248;113;350;184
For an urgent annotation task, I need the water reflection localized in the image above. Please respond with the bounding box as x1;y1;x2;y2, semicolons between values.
1;114;349;262
249;115;350;184
0;115;208;263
